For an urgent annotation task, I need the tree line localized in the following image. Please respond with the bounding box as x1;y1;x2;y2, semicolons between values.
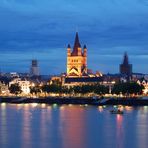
9;82;144;97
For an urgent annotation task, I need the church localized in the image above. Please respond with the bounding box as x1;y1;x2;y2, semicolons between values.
120;52;132;76
66;32;87;77
60;32;105;86
51;32;117;87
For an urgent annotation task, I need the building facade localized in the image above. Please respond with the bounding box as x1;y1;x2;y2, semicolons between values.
9;78;34;95
0;81;9;95
137;79;148;94
67;32;87;77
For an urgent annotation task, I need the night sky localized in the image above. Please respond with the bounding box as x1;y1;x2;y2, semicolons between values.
0;0;148;74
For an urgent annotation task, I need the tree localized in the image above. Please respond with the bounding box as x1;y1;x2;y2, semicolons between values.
30;86;41;96
48;84;59;93
112;82;144;96
111;83;124;95
93;84;109;95
81;85;93;95
61;86;70;94
72;86;82;95
9;83;22;96
41;84;50;95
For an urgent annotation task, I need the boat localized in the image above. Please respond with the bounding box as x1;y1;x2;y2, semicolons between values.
110;109;124;114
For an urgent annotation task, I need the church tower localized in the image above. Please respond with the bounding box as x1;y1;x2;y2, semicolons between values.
120;52;132;76
67;32;87;77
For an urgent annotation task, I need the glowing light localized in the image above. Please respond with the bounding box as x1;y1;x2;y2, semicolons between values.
144;106;148;111
60;106;65;110
31;103;38;108
24;104;29;107
47;106;52;110
53;103;58;108
125;106;133;111
117;114;123;122
103;105;106;108
1;103;6;110
16;104;23;109
1;103;6;107
68;104;73;107
41;104;46;108
84;104;88;107
98;106;103;112
118;105;124;111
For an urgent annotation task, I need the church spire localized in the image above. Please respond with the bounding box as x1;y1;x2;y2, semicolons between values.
67;44;71;48
71;32;81;56
123;52;129;65
120;52;132;77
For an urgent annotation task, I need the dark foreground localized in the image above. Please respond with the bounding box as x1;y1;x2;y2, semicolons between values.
1;97;148;106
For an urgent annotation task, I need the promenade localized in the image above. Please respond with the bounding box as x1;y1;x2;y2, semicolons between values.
1;97;148;106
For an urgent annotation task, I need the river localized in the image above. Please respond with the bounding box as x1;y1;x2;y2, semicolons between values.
0;103;148;148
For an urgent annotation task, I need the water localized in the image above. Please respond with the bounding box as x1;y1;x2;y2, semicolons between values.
0;104;148;148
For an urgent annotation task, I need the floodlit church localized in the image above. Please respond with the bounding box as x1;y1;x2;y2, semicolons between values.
60;32;104;86
67;32;87;77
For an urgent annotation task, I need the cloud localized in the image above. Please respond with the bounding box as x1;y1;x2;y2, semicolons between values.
0;0;148;73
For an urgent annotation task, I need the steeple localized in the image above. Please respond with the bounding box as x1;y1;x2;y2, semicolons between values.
123;52;129;65
67;44;71;57
120;52;132;76
71;32;81;56
83;45;87;57
66;32;88;77
67;44;71;48
84;45;87;49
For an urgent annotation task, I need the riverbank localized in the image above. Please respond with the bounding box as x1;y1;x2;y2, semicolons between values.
1;96;148;106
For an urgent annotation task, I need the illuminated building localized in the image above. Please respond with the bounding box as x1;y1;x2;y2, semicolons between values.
9;78;35;95
0;81;9;95
67;32;87;77
137;79;148;94
59;32;109;86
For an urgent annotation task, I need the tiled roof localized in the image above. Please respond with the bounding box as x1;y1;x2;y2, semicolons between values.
65;77;104;83
71;32;81;56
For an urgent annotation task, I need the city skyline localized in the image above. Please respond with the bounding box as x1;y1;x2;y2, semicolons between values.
0;0;148;74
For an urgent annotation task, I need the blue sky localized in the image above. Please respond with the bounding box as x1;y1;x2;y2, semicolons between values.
0;0;148;74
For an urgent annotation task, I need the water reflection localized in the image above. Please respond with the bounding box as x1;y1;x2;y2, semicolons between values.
136;106;148;148
39;105;52;148
0;104;7;147
116;115;124;148
124;106;133;112
98;106;103;112
22;105;32;148
59;106;86;148
0;104;148;148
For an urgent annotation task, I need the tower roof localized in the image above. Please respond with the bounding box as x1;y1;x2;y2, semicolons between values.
123;52;129;65
71;32;81;56
67;44;71;48
84;45;87;49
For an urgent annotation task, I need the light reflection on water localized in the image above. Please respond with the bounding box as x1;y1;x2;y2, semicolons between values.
0;103;7;147
0;104;148;148
116;114;124;148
